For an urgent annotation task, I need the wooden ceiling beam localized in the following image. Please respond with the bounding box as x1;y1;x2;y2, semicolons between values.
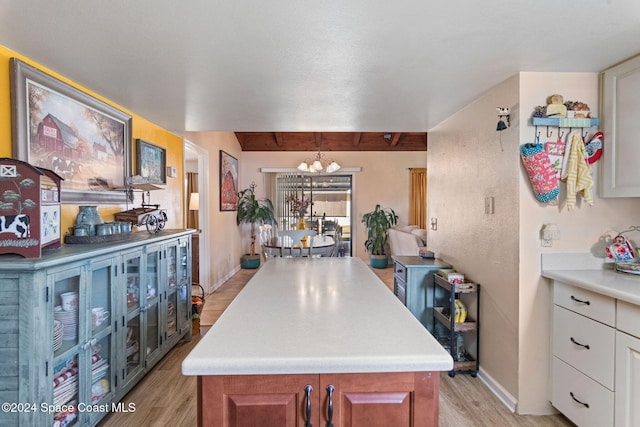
234;132;427;151
274;132;284;146
352;132;362;147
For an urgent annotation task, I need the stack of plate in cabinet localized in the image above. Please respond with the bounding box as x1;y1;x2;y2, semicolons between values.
54;307;78;341
53;320;64;351
167;302;176;333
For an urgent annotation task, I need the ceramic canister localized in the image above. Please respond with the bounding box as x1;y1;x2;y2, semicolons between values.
75;206;104;235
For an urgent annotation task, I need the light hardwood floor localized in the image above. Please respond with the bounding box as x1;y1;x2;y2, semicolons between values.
100;265;573;427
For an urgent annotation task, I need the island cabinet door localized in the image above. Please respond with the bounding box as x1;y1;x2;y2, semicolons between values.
319;372;439;427
199;374;320;427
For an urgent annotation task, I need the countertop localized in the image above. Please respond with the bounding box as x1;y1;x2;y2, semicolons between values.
392;255;452;268
182;257;453;376
541;253;640;305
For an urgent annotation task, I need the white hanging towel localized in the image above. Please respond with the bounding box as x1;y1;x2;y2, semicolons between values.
561;130;594;210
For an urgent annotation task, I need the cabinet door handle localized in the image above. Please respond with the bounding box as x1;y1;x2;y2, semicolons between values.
325;385;335;427
569;392;590;408
570;295;590;305
570;337;590;349
304;385;313;427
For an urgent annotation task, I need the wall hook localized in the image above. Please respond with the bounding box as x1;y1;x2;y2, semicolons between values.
546;126;553;138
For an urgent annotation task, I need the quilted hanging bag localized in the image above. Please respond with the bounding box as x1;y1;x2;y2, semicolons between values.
521;143;559;204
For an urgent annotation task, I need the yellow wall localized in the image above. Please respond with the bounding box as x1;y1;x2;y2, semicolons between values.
0;45;185;234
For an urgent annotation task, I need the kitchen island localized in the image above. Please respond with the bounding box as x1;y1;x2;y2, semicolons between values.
182;257;453;427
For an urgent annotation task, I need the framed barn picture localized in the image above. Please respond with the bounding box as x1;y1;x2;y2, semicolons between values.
136;139;166;184
10;58;132;203
220;150;238;211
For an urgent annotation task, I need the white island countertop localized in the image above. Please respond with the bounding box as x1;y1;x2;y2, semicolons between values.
182;257;453;376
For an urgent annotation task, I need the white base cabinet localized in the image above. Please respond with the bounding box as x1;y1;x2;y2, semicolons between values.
615;300;640;427
551;280;640;427
0;229;193;426
551;281;615;427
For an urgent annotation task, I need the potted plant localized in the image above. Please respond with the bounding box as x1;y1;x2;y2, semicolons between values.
361;204;398;269
236;183;277;269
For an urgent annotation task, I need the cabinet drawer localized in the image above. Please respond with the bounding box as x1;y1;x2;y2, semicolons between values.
554;281;615;326
393;261;407;282
553;305;615;389
394;277;406;305
552;356;614;427
617;300;640;339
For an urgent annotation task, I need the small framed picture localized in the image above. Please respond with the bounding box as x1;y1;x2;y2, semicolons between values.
136;139;166;184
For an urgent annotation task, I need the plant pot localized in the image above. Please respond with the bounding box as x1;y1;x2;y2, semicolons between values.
241;254;261;269
369;254;389;269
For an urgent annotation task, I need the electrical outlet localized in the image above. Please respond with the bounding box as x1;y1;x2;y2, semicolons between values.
541;239;553;247
430;218;437;231
484;197;494;214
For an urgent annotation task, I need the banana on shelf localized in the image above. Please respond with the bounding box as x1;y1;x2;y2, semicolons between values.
454;299;467;323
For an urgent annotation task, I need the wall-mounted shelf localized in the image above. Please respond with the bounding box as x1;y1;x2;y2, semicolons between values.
533;117;600;140
532;117;599;128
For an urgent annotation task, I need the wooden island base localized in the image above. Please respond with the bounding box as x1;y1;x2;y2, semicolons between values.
198;371;439;427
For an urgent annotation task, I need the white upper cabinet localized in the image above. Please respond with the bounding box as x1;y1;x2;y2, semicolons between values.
600;54;640;197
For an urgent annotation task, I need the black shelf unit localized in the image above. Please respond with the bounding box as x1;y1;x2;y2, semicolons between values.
433;273;480;377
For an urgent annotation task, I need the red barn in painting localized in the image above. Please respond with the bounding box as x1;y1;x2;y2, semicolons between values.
221;170;238;210
0;158;62;258
36;113;80;160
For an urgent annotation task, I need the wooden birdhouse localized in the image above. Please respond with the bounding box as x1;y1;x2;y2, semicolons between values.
0;158;63;257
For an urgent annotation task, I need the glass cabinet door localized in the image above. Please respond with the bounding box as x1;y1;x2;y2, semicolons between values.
166;243;178;290
122;251;143;389
166;290;178;340
50;266;82;427
178;237;190;284
176;283;190;336
143;246;162;366
87;258;116;417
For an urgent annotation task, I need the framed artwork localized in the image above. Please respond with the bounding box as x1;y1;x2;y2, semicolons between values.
136;139;166;184
220;150;238;211
9;58;132;203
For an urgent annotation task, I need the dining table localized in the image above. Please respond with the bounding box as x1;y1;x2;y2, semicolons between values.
264;234;336;257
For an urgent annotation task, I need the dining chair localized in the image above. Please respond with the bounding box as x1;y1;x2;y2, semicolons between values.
258;224;276;259
278;229;317;257
331;225;343;257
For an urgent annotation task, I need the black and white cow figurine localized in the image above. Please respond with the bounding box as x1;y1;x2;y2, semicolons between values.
0;214;31;239
52;156;81;180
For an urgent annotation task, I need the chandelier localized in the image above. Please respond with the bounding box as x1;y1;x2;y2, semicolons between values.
297;152;341;173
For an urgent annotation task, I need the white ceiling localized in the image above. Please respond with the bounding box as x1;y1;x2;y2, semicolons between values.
1;1;639;134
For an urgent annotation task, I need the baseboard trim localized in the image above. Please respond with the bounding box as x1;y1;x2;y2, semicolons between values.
211;265;241;293
477;367;517;413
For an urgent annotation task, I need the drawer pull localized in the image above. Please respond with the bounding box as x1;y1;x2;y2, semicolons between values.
570;337;590;349
570;295;590;305
396;268;404;274
304;384;313;427
326;385;335;427
569;392;590;408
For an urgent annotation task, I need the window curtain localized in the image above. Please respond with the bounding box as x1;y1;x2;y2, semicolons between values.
409;168;427;228
187;172;198;230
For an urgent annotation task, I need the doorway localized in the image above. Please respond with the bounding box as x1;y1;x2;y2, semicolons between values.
184;140;210;291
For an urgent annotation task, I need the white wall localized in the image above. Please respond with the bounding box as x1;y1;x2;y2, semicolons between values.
427;74;521;403
182;131;244;291
517;72;640;413
429;71;640;415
